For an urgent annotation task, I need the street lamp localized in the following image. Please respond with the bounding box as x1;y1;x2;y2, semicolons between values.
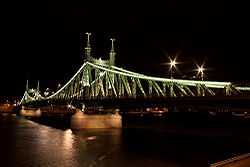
169;57;177;79
197;65;204;81
170;59;176;69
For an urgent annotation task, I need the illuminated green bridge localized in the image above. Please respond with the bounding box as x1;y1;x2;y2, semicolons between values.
20;33;250;106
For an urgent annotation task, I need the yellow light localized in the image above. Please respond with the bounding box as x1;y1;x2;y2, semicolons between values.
196;64;205;81
87;136;96;141
169;57;178;69
198;66;204;73
65;129;72;134
170;59;176;68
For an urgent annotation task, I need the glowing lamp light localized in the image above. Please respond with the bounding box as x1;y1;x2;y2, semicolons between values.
65;129;72;134
87;136;97;141
170;59;176;68
198;66;204;74
168;56;178;69
196;64;205;81
168;57;178;79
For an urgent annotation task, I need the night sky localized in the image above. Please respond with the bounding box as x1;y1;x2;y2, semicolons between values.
0;1;248;96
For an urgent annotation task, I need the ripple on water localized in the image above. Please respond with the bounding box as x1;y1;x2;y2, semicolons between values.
0;115;250;167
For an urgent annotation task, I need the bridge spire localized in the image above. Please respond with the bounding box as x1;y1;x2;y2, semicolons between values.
37;80;40;92
26;80;29;91
85;32;92;62
109;38;116;66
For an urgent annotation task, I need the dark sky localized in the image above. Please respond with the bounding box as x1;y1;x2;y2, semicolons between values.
0;0;248;96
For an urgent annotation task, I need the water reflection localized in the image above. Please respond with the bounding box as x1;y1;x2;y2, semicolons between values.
63;129;74;153
0;114;250;167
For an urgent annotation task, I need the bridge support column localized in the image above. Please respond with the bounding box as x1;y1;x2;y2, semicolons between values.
20;106;42;117
70;106;122;129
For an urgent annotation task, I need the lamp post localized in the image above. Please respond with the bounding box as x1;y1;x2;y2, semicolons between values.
169;57;177;97
169;58;176;79
197;66;204;81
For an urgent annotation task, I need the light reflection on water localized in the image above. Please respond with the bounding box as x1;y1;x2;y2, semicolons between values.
0;114;249;167
0;115;125;167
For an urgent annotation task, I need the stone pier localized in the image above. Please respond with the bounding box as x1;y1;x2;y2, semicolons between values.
71;108;122;129
20;106;42;117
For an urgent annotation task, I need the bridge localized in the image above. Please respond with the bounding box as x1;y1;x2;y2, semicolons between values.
16;32;250;129
20;33;250;108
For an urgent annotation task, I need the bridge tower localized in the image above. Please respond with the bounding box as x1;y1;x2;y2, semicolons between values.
26;80;29;91
37;80;40;93
34;80;40;100
109;38;116;66
84;32;92;62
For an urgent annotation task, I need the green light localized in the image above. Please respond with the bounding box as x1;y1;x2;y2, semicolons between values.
22;60;250;104
87;62;231;88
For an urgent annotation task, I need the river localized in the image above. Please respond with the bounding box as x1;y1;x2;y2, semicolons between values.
0;113;249;167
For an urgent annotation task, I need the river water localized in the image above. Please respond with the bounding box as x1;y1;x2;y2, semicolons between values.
0;113;249;167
